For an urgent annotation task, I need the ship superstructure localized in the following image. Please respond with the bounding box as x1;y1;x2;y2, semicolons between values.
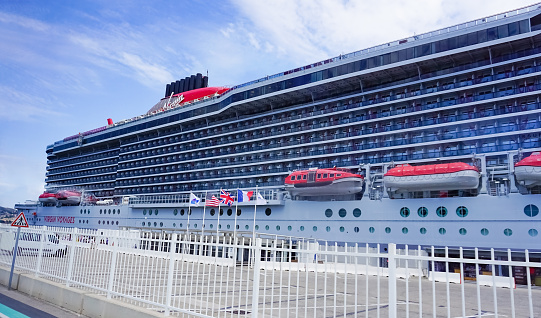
16;4;541;251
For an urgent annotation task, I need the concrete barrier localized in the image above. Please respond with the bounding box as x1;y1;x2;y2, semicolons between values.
428;271;461;284
0;267;167;317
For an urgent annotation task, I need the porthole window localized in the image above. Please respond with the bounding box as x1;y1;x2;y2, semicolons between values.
481;228;489;236
148;222;151;226
173;223;176;227
288;225;292;231
459;228;467;235
524;204;539;217
300;226;305;231
276;225;280;231
400;207;410;218
255;225;259;230
385;227;391;234
504;228;512;236
142;222;145;226
339;226;345;232
226;224;230;229
107;221;110;225
148;210;152;215
117;210;120;215
112;209;116;215
155;209;159;215
354;227;359;233
237;209;241;216
154;222;157;227
227;209;233;216
179;223;183;228
194;223;197;228
436;206;447;217
369;227;375;233
180;209;185;216
313;226;318;232
325;209;333;218
456;206;468;217
219;224;222;229
116;221;119;225
420;227;427;234
245;225;249;230
210;224;214;229
439;228;446;235
210;209;215;216
108;209;111;214
100;209;103;214
173;209;178;216
326;226;331;232
80;209;83;214
265;225;269;230
160;222;163;227
236;225;240;230
338;208;347;218
528;229;538;237
353;208;361;217
402;227;408;234
265;208;272;216
418;207;428;217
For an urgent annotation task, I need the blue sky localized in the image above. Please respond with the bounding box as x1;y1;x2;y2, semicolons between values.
0;0;538;207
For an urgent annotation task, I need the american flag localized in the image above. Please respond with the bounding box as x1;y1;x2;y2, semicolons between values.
220;189;235;206
206;195;221;207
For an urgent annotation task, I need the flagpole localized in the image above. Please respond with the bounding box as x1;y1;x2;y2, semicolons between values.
187;196;191;237
233;188;238;244
252;185;258;243
201;190;208;239
216;189;221;244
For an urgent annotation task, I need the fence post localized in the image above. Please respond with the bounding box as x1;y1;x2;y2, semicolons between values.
251;238;262;318
388;243;397;318
65;227;78;287
164;233;178;316
34;226;46;276
106;231;119;299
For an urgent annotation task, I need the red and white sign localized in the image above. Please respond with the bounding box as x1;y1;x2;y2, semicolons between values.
11;212;29;228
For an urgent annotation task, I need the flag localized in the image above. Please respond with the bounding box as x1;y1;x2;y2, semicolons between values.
237;189;253;202
256;192;267;204
189;193;200;206
206;195;221;206
220;189;234;206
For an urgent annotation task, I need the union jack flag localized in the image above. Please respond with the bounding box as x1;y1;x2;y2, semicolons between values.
220;189;235;206
206;195;221;207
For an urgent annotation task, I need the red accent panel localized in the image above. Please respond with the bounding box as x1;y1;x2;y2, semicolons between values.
161;87;229;103
515;152;541;167
385;162;478;177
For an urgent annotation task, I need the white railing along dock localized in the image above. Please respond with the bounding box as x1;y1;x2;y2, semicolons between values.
0;224;539;317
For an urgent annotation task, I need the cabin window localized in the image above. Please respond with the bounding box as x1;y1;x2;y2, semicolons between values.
323;174;328;178
459;228;467;235
330;173;335;177
317;174;321;178
303;175;307;180
337;174;342;177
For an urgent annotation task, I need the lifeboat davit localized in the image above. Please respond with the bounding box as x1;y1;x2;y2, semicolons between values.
284;168;364;197
55;190;81;205
38;192;57;204
384;162;480;192
514;152;541;187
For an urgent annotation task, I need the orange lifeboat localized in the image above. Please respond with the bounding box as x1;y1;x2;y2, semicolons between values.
514;152;541;187
284;168;364;197
384;162;480;192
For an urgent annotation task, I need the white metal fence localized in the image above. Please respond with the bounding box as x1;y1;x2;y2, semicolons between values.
0;224;539;317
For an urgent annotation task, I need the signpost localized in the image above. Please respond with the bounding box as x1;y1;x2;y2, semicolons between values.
8;212;28;290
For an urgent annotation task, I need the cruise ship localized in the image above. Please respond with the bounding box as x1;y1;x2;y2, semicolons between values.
15;4;541;252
